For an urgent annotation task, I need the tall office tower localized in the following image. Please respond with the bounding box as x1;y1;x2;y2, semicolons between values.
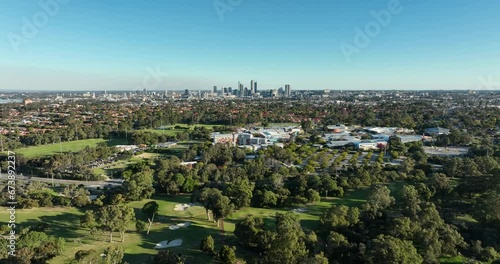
184;89;189;96
213;86;217;94
250;80;255;94
239;82;244;96
165;88;168;98
254;81;258;93
223;87;227;94
285;84;291;97
244;87;249;96
228;87;232;94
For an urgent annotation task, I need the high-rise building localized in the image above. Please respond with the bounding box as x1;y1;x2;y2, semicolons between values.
213;86;217;94
285;84;291;97
250;80;254;94
184;89;189;96
254;81;258;93
239;82;244;96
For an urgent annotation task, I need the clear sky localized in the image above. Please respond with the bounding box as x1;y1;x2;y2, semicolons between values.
1;0;499;91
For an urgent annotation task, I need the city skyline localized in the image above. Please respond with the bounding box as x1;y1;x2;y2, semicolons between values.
1;1;500;91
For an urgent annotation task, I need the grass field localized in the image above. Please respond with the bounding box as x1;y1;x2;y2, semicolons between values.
92;152;164;177
0;185;375;264
268;123;300;127
0;181;418;264
137;123;222;136
13;138;127;159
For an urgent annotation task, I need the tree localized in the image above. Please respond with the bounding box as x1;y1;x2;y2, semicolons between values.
103;245;125;264
320;205;360;232
474;191;500;228
149;250;185;264
72;249;100;264
82;204;135;242
429;173;450;194
320;175;337;198
123;169;155;201
212;195;234;227
401;185;421;219
80;210;98;235
15;230;65;264
136;220;147;233
304;252;329;264
362;185;395;221
71;187;91;207
262;212;308;264
235;216;265;248
366;235;422;264
225;177;254;209
200;235;215;255
326;231;353;262
142;201;159;234
219;245;237;264
252;190;278;208
388;136;407;154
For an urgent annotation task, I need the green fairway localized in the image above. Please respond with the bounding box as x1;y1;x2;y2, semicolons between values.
0;185;376;264
137;123;222;136
14;139;112;158
268;123;300;127
92;152;164;177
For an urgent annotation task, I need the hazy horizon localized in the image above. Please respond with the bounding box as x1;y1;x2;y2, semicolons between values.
2;1;500;91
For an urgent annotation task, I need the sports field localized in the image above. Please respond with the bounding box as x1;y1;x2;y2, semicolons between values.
13;139;108;159
137;123;222;136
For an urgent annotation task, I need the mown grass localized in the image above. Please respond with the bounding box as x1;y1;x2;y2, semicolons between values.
0;183;409;264
13;138;125;159
92;152;164;177
137;123;222;137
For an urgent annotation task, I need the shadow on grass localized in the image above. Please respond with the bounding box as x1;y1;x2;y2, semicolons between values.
18;208;87;241
124;215;220;264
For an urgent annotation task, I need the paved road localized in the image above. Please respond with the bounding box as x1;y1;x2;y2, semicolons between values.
0;173;123;188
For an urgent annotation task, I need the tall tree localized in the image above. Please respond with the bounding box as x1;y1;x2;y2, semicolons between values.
366;235;422;264
142;201;159;234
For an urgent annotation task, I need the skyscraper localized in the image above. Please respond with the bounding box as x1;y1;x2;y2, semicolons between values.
239;82;244;97
254;81;258;94
213;86;217;94
285;84;291;97
250;80;254;94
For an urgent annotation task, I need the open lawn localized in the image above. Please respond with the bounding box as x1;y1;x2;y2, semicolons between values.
0;182;415;264
268;123;300;127
13;138;126;159
137;124;222;136
92;152;164;177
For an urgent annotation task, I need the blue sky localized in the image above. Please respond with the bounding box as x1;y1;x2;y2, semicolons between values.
1;0;499;91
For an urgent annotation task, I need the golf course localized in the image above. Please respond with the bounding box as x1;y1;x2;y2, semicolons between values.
0;186;377;264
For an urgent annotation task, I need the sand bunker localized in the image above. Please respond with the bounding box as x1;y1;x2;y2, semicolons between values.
173;203;193;211
169;222;191;230
176;222;191;227
155;239;183;249
291;208;308;213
